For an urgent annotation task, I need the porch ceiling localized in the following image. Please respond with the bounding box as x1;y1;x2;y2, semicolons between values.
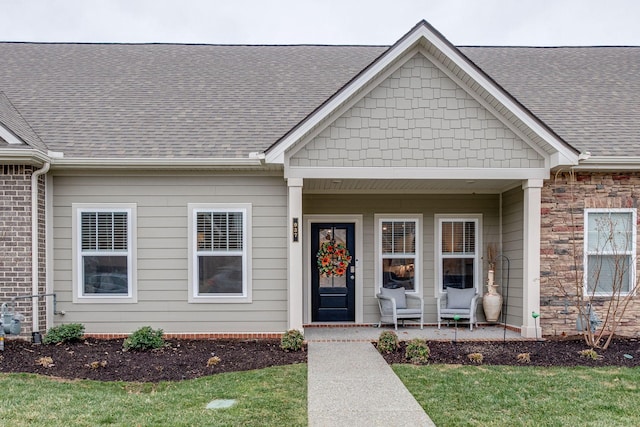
303;178;521;194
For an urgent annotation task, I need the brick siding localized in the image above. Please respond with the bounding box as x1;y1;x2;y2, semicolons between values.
0;165;46;337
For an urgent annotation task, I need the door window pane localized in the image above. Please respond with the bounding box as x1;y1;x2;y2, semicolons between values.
317;227;350;288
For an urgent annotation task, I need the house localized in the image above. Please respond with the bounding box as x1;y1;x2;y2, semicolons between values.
1;20;639;340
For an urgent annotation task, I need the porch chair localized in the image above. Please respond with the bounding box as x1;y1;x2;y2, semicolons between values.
437;286;479;331
376;287;424;330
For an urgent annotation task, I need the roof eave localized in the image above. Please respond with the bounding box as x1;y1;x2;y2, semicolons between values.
50;157;268;170
0;148;49;165
572;156;640;171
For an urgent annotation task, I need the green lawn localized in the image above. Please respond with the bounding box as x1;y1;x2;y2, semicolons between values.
394;364;640;427
0;364;307;427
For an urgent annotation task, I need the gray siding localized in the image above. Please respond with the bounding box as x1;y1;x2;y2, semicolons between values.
52;172;288;334
304;194;500;324
501;186;525;327
290;54;544;169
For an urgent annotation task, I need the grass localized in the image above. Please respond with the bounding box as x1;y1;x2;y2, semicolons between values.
394;364;640;427
0;364;307;427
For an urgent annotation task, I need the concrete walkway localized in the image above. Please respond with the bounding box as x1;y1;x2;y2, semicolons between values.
307;341;435;427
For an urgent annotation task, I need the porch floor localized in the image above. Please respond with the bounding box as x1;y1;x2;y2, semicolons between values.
304;324;524;342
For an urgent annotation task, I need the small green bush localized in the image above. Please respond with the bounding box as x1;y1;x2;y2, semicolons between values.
579;348;602;360
377;330;399;354
405;338;430;365
281;329;304;352
43;323;85;344
123;326;165;351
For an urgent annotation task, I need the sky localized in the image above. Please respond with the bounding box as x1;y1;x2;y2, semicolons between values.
1;0;640;46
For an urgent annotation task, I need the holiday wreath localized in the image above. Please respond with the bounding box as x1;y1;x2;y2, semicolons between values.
316;240;353;277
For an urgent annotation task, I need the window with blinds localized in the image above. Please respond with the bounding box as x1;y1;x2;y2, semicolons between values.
378;218;419;291
79;210;131;296
195;209;246;296
438;218;479;291
585;209;636;295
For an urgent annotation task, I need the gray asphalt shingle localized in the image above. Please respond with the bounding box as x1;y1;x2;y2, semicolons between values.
0;42;638;159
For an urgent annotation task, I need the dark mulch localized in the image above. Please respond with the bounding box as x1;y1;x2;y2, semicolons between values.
0;338;306;382
1;336;638;383
379;336;640;367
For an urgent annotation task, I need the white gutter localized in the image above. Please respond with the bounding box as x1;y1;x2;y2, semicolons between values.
53;157;265;169
31;162;50;334
573;156;640;171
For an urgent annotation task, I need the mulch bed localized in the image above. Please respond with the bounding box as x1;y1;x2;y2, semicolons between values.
1;335;638;383
379;336;640;367
0;338;306;382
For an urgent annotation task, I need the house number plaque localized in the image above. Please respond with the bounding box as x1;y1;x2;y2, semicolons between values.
292;217;299;242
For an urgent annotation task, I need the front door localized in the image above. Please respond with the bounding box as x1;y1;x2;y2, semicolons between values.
311;223;356;322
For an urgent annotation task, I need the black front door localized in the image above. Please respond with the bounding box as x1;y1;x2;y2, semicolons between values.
311;223;356;322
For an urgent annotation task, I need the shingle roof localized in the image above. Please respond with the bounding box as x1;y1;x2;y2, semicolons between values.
0;42;638;159
0;90;48;151
460;46;640;157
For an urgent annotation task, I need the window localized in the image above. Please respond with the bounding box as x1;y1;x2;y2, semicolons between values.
73;204;136;303
584;209;636;295
437;216;480;292
376;215;421;292
188;204;252;303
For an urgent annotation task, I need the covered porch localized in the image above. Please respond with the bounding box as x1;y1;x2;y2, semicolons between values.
286;177;543;338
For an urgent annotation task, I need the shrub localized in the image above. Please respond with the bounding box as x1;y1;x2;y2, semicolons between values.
123;326;165;351
467;352;484;364
579;348;602;360
377;330;399;354
405;338;430;365
281;329;304;352
43;323;85;344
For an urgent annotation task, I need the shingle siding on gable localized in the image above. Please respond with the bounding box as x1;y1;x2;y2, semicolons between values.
290;54;544;168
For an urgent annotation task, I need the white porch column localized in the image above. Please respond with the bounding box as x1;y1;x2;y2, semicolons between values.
521;179;543;338
287;178;304;331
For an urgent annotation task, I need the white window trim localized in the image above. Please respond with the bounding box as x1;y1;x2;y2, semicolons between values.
434;214;482;297
72;203;137;303
188;203;252;303
374;214;422;295
583;208;636;297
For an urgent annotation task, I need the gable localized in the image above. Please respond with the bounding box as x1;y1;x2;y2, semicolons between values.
289;54;544;169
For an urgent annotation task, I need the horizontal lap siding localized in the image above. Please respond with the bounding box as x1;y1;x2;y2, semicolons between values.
304;193;499;324
501;186;524;327
52;173;288;334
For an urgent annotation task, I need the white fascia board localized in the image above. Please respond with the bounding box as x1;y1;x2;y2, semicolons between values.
285;166;549;180
572;156;640;171
550;151;579;168
0;148;49;165
52;157;265;169
265;28;432;165
0;124;25;145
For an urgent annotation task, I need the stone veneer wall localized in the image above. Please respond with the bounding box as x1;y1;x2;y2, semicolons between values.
541;171;640;337
0;165;46;337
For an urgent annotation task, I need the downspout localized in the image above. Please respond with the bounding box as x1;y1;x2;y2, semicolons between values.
31;162;50;334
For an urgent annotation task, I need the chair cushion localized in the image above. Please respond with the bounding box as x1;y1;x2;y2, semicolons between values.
380;287;407;309
446;287;475;309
